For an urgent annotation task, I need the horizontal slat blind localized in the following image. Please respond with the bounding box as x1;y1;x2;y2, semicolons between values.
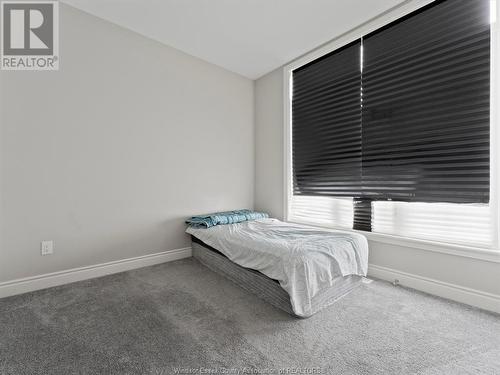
292;40;362;197
362;0;490;203
372;201;493;248
289;195;353;229
289;0;492;244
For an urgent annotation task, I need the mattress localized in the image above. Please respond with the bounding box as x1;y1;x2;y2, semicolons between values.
191;236;363;318
187;218;368;317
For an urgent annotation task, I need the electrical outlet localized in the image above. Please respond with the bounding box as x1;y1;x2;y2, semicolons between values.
41;240;54;256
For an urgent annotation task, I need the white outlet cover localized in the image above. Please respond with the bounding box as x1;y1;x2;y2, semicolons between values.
41;240;54;255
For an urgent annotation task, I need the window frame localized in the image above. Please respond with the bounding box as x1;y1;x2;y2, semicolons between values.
283;0;500;263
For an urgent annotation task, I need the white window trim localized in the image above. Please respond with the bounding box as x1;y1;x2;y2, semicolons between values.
283;0;500;263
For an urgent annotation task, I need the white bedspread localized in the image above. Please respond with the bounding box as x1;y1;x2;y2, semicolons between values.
186;219;368;317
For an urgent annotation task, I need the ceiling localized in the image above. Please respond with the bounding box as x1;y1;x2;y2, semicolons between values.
61;0;406;79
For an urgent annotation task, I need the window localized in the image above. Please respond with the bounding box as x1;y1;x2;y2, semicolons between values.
287;0;495;249
291;39;361;230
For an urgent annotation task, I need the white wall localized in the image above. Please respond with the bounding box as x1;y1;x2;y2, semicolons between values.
254;69;284;219
255;67;500;309
0;4;254;283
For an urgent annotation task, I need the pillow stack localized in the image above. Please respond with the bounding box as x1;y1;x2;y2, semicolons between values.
186;209;269;228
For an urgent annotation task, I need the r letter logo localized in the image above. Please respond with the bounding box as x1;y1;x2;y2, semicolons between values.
1;1;59;70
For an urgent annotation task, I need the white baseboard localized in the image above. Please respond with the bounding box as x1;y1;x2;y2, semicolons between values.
0;247;192;299
368;264;500;314
2;250;498;315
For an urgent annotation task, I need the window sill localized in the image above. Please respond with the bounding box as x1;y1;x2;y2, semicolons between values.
288;218;500;264
360;231;500;264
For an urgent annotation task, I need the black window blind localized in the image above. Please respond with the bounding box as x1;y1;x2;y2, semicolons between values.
291;0;491;231
362;0;490;204
292;40;362;198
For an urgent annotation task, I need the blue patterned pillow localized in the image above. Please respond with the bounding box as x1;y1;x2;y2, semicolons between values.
186;209;269;228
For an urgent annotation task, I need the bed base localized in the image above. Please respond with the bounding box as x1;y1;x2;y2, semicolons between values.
191;238;363;318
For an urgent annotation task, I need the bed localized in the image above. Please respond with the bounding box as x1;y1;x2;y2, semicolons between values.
187;218;369;318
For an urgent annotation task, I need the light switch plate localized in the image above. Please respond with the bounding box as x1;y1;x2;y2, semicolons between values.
41;240;54;256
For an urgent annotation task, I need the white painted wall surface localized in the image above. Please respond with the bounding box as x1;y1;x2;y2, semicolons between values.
0;4;254;283
254;69;284;219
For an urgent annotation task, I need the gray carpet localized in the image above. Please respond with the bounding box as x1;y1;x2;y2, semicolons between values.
1;258;499;375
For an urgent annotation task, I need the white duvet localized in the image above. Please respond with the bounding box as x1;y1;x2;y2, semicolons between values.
186;218;368;317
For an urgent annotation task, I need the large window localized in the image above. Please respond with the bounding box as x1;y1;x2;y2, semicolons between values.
287;0;495;249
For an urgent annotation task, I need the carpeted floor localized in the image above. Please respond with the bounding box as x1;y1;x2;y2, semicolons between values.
1;258;499;375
